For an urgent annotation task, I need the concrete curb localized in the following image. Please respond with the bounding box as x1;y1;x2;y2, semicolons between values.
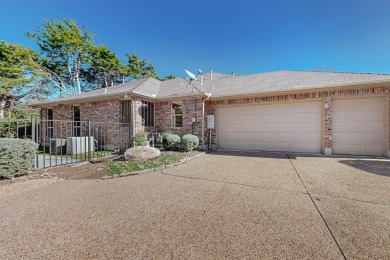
102;152;205;180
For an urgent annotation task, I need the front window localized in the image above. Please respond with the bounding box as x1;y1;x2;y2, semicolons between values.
73;105;80;136
121;100;132;124
171;102;183;128
47;109;53;138
140;101;154;127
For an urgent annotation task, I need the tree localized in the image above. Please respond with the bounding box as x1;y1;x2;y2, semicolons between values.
0;41;44;118
84;44;125;88
125;53;159;80
164;73;176;80
26;19;94;94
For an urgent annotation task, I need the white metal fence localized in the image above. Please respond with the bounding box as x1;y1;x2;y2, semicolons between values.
0;118;131;168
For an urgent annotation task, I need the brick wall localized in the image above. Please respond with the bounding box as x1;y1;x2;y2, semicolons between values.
41;85;390;153
155;98;203;142
43;100;131;150
204;85;390;153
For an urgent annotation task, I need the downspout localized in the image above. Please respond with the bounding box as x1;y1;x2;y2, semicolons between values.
201;93;211;150
129;96;136;147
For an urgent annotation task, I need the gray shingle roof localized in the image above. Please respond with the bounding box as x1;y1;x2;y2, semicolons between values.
188;70;390;97
31;70;390;106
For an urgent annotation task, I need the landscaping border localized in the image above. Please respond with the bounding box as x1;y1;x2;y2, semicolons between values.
101;152;205;180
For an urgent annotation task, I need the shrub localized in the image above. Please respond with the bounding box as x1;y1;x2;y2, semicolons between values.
182;134;199;152
161;133;181;150
0;138;38;178
134;133;148;146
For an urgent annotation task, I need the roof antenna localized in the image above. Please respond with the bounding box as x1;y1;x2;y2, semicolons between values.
185;69;197;81
210;68;213;79
183;69;203;93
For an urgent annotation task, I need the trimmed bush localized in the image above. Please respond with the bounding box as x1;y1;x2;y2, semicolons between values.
0;138;38;178
182;134;199;152
134;133;148;146
161;133;181;150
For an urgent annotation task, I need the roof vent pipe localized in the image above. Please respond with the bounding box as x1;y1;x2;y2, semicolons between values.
104;88;107;93
232;72;234;77
210;68;213;79
200;73;204;85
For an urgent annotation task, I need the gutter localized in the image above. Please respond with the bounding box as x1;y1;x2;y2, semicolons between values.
30;90;209;108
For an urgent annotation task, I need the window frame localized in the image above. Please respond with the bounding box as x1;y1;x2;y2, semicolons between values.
171;102;183;128
140;100;155;127
47;109;54;138
120;100;132;124
73;105;81;136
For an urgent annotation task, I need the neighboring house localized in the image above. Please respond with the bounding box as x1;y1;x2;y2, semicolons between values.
31;70;390;157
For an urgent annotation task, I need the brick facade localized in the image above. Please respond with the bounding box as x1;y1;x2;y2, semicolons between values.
42;85;390;155
155;98;203;141
204;85;390;154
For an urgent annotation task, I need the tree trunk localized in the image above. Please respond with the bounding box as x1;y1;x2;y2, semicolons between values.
76;72;81;94
0;100;6;119
104;74;108;88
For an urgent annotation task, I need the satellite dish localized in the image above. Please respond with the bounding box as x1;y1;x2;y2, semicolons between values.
185;69;197;80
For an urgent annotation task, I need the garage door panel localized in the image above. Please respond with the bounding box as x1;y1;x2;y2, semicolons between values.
332;97;383;156
366;112;381;120
333;112;365;121
218;102;322;153
333;132;363;142
333;122;366;131
366;145;382;154
366;134;381;143
366;123;381;132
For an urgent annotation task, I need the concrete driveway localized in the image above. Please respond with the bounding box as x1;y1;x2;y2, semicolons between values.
0;151;389;259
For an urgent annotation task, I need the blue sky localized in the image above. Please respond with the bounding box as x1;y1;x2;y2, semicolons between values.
1;0;390;77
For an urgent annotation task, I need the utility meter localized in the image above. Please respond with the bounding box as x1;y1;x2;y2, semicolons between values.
207;115;215;129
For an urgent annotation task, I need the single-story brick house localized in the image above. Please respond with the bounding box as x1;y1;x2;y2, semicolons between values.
31;70;390;157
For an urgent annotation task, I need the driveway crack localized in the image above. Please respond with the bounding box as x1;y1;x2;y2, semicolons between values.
160;171;308;196
286;153;347;260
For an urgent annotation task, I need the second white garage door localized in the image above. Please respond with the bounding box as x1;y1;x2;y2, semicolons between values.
217;102;322;153
332;97;384;156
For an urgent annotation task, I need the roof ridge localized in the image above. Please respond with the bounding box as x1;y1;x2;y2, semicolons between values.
282;69;390;76
131;77;159;92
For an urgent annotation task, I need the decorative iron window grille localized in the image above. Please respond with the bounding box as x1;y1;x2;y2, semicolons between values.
121;100;132;124
140;101;154;127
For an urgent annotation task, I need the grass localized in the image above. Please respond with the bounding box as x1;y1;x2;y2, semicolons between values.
104;153;185;176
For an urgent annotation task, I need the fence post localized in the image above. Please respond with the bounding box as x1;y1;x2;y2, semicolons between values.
31;118;37;168
31;118;36;142
87;120;91;161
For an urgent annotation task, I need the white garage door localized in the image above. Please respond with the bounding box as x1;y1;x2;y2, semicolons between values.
217;102;322;153
332;97;383;156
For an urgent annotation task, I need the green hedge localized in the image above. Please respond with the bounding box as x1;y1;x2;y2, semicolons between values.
0;138;38;178
182;134;199;152
134;133;148;146
161;133;181;150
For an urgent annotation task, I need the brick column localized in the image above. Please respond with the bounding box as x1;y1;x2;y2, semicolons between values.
324;97;332;155
388;96;390;157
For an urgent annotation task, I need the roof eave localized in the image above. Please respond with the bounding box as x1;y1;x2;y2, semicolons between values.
208;80;390;100
155;92;210;101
